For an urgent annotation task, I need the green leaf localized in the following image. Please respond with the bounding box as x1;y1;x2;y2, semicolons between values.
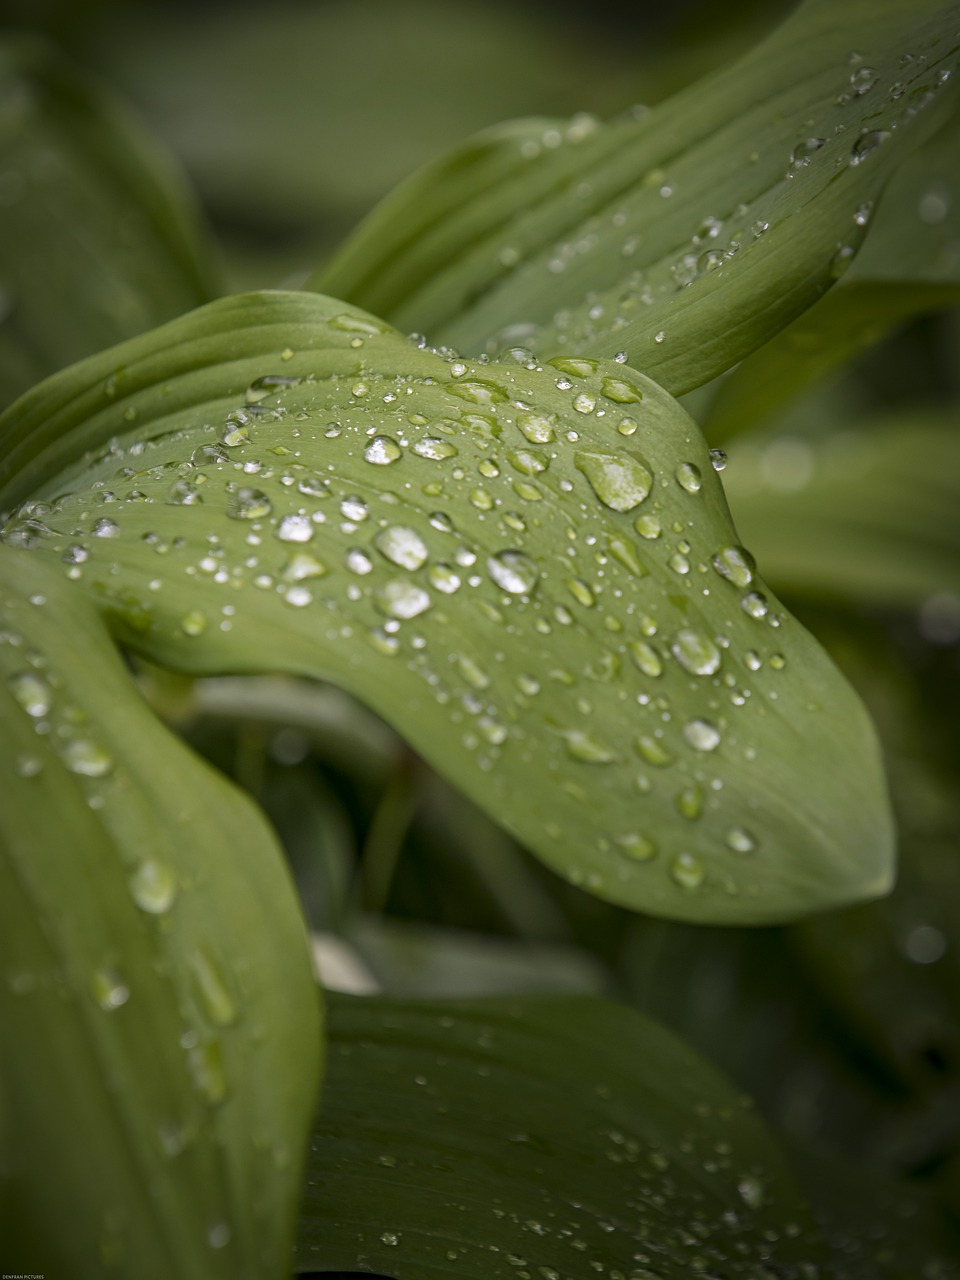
0;290;893;925
702;102;960;440
296;992;823;1278
0;545;322;1276
720;411;960;608
0;37;219;409
314;0;960;394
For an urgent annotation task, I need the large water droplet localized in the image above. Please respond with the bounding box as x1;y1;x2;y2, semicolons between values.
129;860;178;914
374;526;429;570
276;514;314;544
246;373;301;403
376;581;432;619
670;852;705;889
8;670;51;717
849;65;878;94
790;137;825;167
562;729;617;764
487;551;539;595
671;629;721;676
517;413;555;444
575;451;652;512
712;545;755;588
601;376;643;404
364;435;402;465
549;356;598;378
675;462;702;493
741;591;769;619
228;488;272;520
428;563;461;593
726;826;757;854
180;610;208;637
683;718;721;751
628;640;662;677
850;129;890;165
282;552;328;581
63;739;113;777
414;437;458;460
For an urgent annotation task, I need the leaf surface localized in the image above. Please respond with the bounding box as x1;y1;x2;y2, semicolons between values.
0;37;218;408
0;546;321;1277
296;992;822;1279
314;0;960;394
0;290;893;925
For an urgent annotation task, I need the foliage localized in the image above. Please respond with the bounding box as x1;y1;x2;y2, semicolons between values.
1;1;960;1276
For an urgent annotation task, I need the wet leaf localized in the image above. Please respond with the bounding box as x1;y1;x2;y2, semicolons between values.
0;37;218;408
296;992;823;1279
721;412;960;607
315;0;960;394
0;546;321;1276
0;290;893;925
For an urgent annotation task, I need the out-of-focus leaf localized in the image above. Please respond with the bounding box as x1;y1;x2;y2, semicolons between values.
347;916;608;997
703;103;960;440
297;993;824;1279
720;412;960;608
0;290;893;925
0;37;218;408
315;0;960;394
0;547;322;1276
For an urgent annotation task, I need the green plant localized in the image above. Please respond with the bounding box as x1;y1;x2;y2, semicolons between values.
2;0;960;1275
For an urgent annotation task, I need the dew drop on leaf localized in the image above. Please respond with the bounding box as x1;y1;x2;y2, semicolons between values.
374;526;429;570
670;852;706;889
671;629;722;675
487;551;539;594
711;545;755;588
129;860;178;914
575;451;653;512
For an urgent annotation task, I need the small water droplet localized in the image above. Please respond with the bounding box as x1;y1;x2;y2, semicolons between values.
380;1231;401;1247
276;514;314;543
671;629;721;675
364;435;402;465
428;563;461;593
374;526;429;570
562;729;617;764
487;551;539;595
709;448;727;472
517;413;555;444
345;548;374;575
208;1222;231;1250
634;513;661;540
849;65;878;95
8;670;51;717
549;356;598;378
790;137;825;168
573;392;596;414
129;860;178;913
63;739;113;777
676;784;703;821
92;966;129;1010
566;577;595;607
712;545;755;588
282;552;328;581
738;1173;765;1209
228;488;272;520
741;591;769;619
635;735;673;766
670;852;705;889
92;517;120;538
246;373;301;403
414;437;458;460
615;833;656;862
849;129;890;165
191;949;237;1027
575;451;652;512
601;376;643;404
683;718;721;751
675;462;702;493
376;581;432;619
726;826;757;854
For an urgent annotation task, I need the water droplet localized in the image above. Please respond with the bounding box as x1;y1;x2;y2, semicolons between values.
470;487;494;511
575;451;652;512
376;581;432;619
670;852;705;889
675;462;702;493
517;413;555;444
654;331;665;344
853;201;873;226
187;1039;228;1106
830;244;857;278
414;437;458;460
276;514;314;543
738;1173;765;1209
741;591;769;619
456;654;490;689
607;536;647;578
208;1223;231;1250
508;449;548;476
726;826;757;854
346;548;374;575
562;729;617;764
428;563;461;593
601;376;643;404
167;478;203;505
684;719;721;751
903;924;947;965
634;512;661;540
549;356;598;378
364;435;402;465
8;670;51;717
712;545;755;588
850;129;890;165
676;784;703;821
635;735;673;766
769;652;786;670
671;629;721;675
615;833;656;862
380;1231;401;1247
246;373;301;403
628;640;662;677
790;137;825;168
62;739;113;777
221;422;249;448
92;966;129;1010
374;526;429;570
228;488;272;520
849;65;878;95
566;577;595;607
573;392;596;414
282;552;328;581
92;517;120;538
191;950;237;1027
709;448;727;472
129;860;178;913
487;551;539;595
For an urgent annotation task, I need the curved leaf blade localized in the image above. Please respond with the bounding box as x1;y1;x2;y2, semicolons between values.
720;412;960;607
314;0;960;394
0;290;893;924
297;992;823;1279
0;37;219;408
0;546;321;1277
